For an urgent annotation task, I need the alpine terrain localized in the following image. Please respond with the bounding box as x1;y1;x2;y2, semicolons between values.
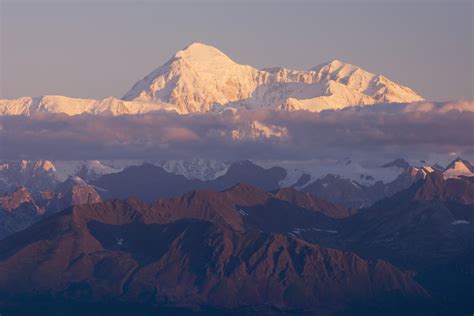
0;43;424;116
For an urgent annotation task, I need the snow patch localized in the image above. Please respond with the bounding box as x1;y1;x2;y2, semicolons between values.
238;209;249;216
451;220;470;225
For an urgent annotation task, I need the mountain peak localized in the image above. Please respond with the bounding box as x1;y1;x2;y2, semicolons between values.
443;157;474;178
0;186;34;212
173;42;235;65
91;44;425;113
179;42;221;54
326;59;345;67
413;170;474;204
312;59;358;73
445;157;472;169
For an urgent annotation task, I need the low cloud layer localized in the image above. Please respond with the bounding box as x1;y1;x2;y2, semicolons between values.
1;101;473;163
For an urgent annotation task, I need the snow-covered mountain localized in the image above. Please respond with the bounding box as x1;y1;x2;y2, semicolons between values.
2;157;472;195
0;95;178;116
0;160;57;193
257;158;408;188
0;157;472;210
156;158;230;181
0;160;127;193
0;43;424;116
0;158;231;192
123;43;424;113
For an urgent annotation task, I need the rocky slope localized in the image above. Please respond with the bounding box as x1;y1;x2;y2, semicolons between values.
0;177;102;239
442;157;474;178
0;185;428;314
1;175;471;314
299;172;474;315
301;160;459;208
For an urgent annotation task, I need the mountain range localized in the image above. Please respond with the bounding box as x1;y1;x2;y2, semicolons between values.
0;184;426;315
1;172;473;315
0;43;424;116
1;157;472;240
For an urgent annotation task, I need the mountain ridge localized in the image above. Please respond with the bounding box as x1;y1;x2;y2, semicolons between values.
0;184;429;314
1;42;424;115
123;42;424;113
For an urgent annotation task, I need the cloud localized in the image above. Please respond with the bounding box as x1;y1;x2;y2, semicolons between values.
0;101;473;162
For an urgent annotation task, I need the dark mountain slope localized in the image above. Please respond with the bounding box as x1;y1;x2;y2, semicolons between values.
0;195;428;315
93;161;286;203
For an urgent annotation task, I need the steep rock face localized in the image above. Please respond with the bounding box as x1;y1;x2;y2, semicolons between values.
0;197;428;314
0;160;58;193
122;43;423;113
0;177;102;240
321;173;474;269
144;183;348;233
55;176;102;206
295;174;474;315
443;157;474;178
0;187;42;239
302;165;436;208
368;166;430;200
0;187;35;212
414;172;474;204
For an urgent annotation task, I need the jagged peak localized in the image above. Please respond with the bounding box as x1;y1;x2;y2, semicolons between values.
444;157;472;170
452;157;468;164
3;44;426;114
326;59;344;67
443;157;474;178
311;59;360;73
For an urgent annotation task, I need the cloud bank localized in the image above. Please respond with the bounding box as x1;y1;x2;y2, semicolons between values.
1;101;473;162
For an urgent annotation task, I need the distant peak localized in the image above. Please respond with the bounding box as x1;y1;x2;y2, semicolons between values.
327;59;344;66
183;42;217;51
310;59;355;72
446;157;467;168
445;157;473;170
174;42;231;61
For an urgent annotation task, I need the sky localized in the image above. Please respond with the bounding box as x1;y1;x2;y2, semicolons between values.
1;0;472;102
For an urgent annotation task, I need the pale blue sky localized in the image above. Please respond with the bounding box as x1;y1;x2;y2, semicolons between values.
1;0;472;101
